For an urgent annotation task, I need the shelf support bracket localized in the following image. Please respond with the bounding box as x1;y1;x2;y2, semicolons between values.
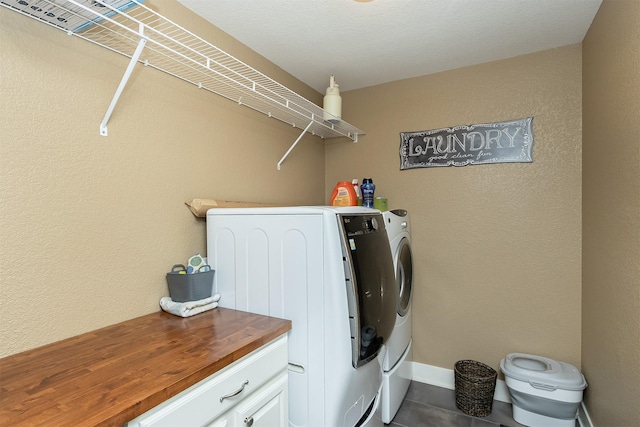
100;37;147;136
277;120;314;170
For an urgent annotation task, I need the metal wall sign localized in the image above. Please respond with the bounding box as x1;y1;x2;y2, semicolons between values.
399;117;534;169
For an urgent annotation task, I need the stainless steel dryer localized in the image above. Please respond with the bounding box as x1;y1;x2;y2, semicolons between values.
380;209;414;423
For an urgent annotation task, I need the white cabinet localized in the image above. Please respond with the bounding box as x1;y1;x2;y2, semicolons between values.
127;335;288;427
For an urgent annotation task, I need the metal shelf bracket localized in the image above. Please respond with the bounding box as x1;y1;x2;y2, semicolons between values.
100;37;147;136
277;120;314;170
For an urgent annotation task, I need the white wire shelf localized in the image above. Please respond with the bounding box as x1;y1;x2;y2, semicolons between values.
1;0;365;167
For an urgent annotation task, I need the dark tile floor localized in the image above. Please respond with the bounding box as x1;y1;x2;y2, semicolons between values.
387;382;525;427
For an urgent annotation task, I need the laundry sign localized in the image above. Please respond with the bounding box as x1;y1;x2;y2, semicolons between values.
399;117;534;169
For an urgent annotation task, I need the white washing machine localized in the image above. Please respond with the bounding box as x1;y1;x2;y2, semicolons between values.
381;209;414;424
207;206;398;427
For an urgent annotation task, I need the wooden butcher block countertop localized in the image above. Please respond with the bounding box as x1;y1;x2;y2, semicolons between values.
0;308;291;426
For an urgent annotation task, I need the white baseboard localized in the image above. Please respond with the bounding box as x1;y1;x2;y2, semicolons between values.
578;402;593;427
410;361;512;403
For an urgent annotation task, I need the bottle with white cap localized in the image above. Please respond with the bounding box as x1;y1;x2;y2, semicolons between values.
323;75;342;123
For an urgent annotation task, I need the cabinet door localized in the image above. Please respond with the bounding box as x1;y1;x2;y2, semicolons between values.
233;372;288;427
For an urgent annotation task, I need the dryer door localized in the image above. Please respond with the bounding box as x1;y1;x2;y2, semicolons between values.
339;213;398;368
395;237;413;317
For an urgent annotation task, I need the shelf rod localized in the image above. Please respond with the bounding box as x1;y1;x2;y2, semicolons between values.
99;36;147;136
277;120;314;170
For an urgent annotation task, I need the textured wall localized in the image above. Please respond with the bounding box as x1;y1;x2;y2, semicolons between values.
0;1;324;357
329;46;583;373
582;0;640;425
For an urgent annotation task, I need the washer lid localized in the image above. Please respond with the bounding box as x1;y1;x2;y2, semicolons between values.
500;353;587;391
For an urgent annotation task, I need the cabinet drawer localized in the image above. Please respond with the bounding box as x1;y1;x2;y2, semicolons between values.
127;335;288;427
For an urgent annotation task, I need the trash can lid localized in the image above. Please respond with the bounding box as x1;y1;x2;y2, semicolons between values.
500;353;587;391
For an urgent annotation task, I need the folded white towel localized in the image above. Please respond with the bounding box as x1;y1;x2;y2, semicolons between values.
160;294;221;317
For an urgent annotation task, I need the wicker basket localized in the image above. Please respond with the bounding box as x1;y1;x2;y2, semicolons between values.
454;360;498;417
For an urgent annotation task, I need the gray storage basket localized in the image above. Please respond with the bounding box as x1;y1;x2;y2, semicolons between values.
166;264;214;302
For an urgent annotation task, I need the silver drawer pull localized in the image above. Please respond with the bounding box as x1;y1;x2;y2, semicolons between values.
244;416;254;426
219;380;249;402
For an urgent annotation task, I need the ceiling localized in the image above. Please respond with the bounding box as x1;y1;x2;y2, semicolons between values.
177;0;602;93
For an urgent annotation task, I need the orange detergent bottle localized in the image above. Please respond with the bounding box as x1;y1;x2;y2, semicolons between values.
331;181;357;206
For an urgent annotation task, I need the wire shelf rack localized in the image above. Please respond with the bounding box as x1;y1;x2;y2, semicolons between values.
1;0;365;168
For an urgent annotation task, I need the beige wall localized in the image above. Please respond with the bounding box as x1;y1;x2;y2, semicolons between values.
582;0;640;425
329;46;583;372
0;1;325;357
